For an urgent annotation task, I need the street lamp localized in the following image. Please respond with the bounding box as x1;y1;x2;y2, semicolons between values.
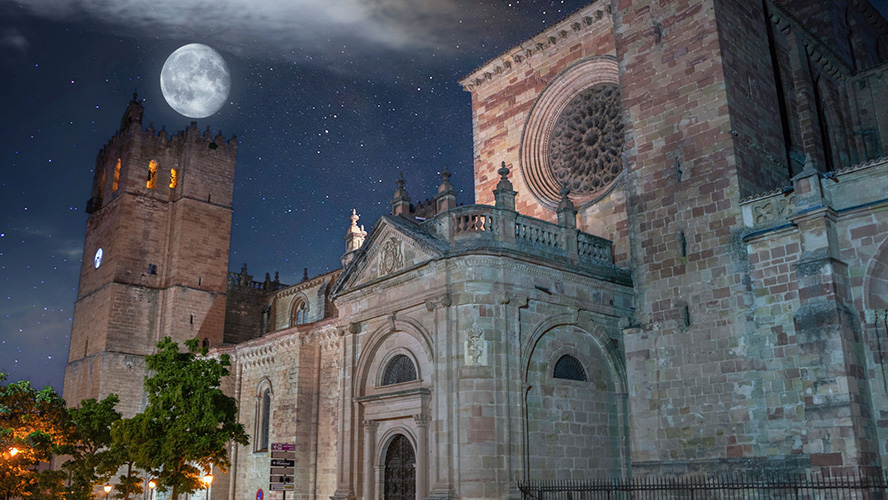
201;473;213;500
7;448;17;457
147;480;156;500
103;483;112;500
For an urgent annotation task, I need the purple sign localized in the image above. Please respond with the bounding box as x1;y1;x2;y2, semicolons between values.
256;489;263;500
271;443;296;451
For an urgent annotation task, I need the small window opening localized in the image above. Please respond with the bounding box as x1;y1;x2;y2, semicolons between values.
553;355;587;381
202;337;209;349
679;232;687;257
291;299;308;326
208;194;212;203
261;305;271;334
146;160;158;189
148;264;157;275
258;389;271;451
169;168;178;189
198;276;202;286
189;314;193;325
112;158;121;191
382;354;417;385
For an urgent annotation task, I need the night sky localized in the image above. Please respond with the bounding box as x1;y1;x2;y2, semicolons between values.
0;0;600;393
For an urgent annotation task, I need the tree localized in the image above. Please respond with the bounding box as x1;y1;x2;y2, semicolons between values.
130;338;248;500
59;395;122;500
107;416;148;500
0;373;71;500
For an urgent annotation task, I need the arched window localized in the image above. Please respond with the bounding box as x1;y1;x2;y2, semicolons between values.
290;298;308;326
169;168;178;189
146;160;158;189
255;386;272;452
553;354;587;381
382;354;417;385
112;158;121;191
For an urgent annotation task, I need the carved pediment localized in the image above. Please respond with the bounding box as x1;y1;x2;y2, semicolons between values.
332;216;444;295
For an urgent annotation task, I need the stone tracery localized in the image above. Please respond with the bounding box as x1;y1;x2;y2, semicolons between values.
547;84;624;195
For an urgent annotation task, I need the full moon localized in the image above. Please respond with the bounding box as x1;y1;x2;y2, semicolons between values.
160;43;230;119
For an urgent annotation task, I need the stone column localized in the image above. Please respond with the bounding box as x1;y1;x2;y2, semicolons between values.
414;413;431;500
363;420;378;500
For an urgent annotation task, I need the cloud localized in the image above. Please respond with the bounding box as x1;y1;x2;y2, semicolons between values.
10;0;503;63
0;27;29;54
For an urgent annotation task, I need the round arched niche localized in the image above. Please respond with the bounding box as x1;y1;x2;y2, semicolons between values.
519;56;623;210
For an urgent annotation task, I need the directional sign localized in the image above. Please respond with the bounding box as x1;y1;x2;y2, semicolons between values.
270;443;296;494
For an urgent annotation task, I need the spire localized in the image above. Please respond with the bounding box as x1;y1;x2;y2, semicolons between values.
344;209;368;253
391;173;412;216
493;161;517;211
435;165;457;213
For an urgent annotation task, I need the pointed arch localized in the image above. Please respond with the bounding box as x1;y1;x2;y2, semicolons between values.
290;294;309;326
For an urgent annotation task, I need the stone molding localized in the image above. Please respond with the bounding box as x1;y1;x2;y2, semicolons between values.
272;269;341;299
459;2;612;91
765;0;851;80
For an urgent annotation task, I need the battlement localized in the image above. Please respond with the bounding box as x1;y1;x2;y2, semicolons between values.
86;96;237;215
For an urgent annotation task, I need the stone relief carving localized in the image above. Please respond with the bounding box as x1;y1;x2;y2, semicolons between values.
464;327;487;366
379;237;404;276
547;84;624;196
752;195;796;226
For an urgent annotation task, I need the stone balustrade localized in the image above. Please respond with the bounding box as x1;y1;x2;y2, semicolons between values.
427;204;614;268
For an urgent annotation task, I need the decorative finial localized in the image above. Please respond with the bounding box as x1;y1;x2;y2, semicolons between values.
498;161;510;179
132;91;138;102
303;268;309;282
397;172;405;189
441;165;451;181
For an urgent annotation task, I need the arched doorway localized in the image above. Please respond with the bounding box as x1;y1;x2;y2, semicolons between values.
384;434;415;500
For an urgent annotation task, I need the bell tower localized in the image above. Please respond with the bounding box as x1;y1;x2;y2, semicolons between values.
63;95;237;416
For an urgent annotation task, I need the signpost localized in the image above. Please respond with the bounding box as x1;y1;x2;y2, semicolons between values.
269;443;296;496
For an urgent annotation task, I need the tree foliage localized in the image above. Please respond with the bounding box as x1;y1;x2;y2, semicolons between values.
0;373;71;499
58;395;122;500
130;338;248;500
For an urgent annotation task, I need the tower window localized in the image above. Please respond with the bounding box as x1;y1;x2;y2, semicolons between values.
148;264;157;275
146;160;158;189
112;158;121;192
169;168;178;189
553;355;587;381
382;354;417;385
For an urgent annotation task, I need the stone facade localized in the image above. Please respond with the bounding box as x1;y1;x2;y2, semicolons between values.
64;1;888;499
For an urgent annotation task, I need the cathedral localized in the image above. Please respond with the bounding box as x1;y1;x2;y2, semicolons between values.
64;1;888;499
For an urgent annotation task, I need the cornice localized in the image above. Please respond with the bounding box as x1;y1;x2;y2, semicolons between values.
273;269;341;299
459;1;612;92
766;0;852;80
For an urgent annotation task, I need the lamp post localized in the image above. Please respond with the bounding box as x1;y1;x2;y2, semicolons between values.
103;483;112;500
148;479;155;500
201;473;213;500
